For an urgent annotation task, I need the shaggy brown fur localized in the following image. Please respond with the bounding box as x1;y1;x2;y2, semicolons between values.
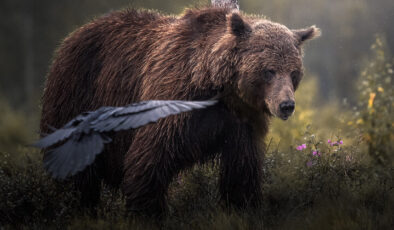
40;7;320;217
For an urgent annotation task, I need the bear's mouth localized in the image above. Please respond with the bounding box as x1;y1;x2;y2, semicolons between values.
279;114;290;120
278;108;295;120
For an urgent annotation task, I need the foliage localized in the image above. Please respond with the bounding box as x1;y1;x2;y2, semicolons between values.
0;151;79;227
350;36;394;165
0;99;30;156
0;97;40;165
262;129;393;230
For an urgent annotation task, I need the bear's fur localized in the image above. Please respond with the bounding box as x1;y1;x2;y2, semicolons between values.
40;7;319;216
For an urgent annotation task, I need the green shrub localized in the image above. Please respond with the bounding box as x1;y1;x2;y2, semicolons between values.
350;36;394;165
262;127;393;229
0;151;79;227
0;99;30;158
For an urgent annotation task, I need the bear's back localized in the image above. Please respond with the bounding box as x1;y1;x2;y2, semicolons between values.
40;9;174;132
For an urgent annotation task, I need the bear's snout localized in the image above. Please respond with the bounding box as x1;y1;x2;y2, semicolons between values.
279;100;295;120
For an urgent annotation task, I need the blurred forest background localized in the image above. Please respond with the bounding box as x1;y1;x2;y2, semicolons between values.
0;0;393;110
0;0;393;229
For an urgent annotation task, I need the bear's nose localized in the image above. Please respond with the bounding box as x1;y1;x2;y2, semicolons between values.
279;100;295;116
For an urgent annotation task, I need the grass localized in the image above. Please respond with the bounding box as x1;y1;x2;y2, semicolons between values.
1;128;392;229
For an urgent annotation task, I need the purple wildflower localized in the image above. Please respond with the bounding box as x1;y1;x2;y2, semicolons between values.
306;161;313;167
296;144;306;151
327;139;332;144
312;151;321;156
339;140;343;145
296;144;307;150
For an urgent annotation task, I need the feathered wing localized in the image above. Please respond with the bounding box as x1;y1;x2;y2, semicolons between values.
43;133;110;179
35;107;116;150
93;100;217;132
34;127;77;149
36;100;217;179
34;111;100;148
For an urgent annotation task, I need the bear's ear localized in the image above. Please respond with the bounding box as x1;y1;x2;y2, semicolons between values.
227;12;251;38
292;25;321;45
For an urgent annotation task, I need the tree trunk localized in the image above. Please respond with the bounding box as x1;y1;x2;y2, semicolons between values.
211;0;239;9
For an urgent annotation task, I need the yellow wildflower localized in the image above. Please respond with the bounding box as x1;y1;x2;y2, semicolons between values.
377;87;384;93
368;92;376;108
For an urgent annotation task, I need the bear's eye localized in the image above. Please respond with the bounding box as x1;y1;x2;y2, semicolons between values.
263;70;276;83
291;71;301;88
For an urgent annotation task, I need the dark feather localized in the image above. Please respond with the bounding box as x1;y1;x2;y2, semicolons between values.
34;128;76;148
36;99;217;179
93;100;217;132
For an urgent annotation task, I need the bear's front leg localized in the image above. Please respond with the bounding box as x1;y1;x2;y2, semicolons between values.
219;125;263;210
122;129;176;218
73;154;106;213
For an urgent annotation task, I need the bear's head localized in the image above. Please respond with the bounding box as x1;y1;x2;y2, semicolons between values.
212;11;320;120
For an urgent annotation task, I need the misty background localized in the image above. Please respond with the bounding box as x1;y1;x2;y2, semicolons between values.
0;0;393;112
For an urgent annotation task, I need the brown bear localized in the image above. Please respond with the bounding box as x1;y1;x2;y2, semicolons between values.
40;7;320;217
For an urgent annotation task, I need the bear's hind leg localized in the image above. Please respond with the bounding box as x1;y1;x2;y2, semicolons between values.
122;134;177;218
73;154;105;213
